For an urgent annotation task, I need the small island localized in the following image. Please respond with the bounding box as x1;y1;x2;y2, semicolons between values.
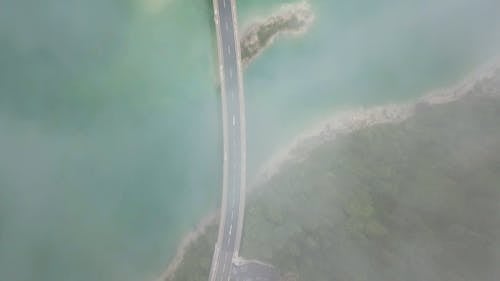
239;1;314;67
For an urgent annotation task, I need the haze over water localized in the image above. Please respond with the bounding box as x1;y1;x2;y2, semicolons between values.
1;0;499;281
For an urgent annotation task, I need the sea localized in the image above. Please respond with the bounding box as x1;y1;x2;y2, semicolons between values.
0;0;499;280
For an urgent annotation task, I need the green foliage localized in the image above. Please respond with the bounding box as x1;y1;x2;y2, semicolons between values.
239;75;500;280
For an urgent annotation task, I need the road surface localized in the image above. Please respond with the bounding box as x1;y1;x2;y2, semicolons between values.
209;0;246;281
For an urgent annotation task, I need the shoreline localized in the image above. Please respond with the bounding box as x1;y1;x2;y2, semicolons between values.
156;213;218;281
252;55;500;186
158;55;499;281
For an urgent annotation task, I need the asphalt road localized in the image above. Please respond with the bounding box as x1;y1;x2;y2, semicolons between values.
209;0;245;281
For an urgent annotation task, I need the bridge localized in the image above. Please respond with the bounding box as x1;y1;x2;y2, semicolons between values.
209;1;280;281
208;0;247;281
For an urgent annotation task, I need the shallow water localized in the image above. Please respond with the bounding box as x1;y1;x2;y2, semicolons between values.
0;0;499;280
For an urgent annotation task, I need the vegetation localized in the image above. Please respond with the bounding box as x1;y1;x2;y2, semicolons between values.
240;3;313;66
170;73;500;281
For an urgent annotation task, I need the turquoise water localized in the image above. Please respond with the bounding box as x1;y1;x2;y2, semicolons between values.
1;0;499;280
1;1;220;280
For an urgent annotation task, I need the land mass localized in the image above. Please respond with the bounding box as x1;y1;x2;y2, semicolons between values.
242;67;500;281
161;57;500;281
239;1;314;68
